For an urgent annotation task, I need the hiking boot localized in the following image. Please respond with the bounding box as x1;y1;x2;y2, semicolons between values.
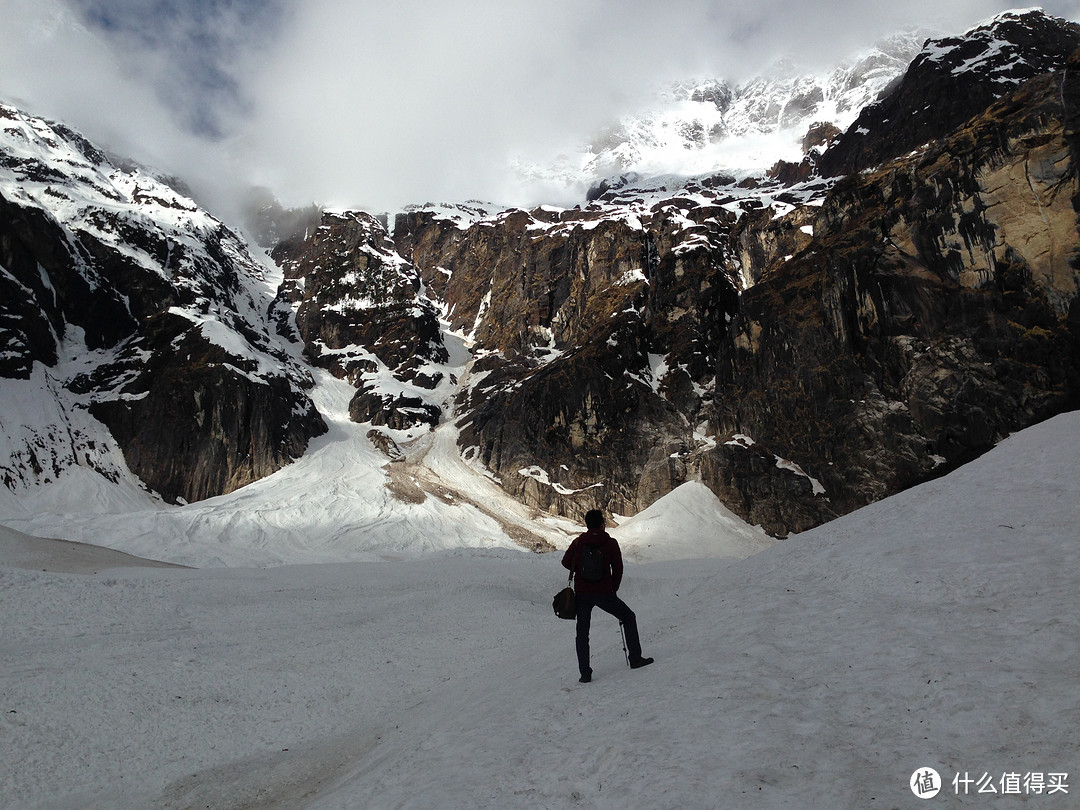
629;657;654;669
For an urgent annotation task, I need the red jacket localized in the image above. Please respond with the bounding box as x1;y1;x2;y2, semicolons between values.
562;529;623;595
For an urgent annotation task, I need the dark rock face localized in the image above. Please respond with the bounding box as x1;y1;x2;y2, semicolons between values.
377;19;1080;534
5;11;1080;538
83;313;321;503
278;28;1080;535
701;439;838;535
392;201;748;523
708;58;1080;530
819;10;1080;177
272;211;448;431
0;197;83;375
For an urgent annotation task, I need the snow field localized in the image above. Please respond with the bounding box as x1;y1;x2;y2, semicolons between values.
2;411;1078;808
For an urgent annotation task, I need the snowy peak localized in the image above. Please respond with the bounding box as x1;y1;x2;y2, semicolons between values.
1;102;212;254
720;33;926;137
558;8;1080;201
0;100;271;350
819;7;1080;177
533;31;926;197
919;8;1080;81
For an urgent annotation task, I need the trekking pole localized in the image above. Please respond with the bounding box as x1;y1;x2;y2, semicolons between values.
619;622;630;667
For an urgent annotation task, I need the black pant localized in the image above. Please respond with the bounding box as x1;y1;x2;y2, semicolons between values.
575;592;643;676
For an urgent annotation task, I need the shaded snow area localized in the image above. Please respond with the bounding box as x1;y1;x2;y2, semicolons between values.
0;368;541;567
2;412;1078;808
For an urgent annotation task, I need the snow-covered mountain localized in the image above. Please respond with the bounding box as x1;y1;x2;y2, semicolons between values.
2;7;1080;558
821;7;1080;176
0;100;326;503
514;31;928;197
2;9;1079;808
0;102;773;562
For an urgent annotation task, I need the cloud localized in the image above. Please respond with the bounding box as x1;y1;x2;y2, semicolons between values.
4;0;1080;222
235;2;667;210
56;0;285;136
0;1;167;151
233;0;1080;212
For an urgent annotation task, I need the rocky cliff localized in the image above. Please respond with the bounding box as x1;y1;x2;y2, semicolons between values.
819;9;1080;177
270;11;1080;535
272;210;448;431
710;20;1080;532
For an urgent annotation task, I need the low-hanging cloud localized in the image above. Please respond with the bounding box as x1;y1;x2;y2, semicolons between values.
4;0;1080;223
236;2;681;210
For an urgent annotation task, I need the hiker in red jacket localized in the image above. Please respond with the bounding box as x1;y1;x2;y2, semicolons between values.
562;509;654;683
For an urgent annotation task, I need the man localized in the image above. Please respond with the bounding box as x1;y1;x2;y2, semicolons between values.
562;509;654;683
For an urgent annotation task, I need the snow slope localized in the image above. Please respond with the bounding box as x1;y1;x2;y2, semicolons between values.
2;410;1076;808
0;367;536;567
0;354;773;567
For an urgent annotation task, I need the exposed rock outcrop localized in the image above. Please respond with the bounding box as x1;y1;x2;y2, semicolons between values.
272;211;449;431
392;200;748;522
273;33;1080;535
4;11;1080;540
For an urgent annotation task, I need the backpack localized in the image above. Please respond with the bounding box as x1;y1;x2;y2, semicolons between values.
578;542;607;582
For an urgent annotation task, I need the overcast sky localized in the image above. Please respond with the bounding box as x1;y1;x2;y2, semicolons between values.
3;0;1080;222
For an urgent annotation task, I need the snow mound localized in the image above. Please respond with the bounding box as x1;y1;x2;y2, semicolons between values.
615;481;773;562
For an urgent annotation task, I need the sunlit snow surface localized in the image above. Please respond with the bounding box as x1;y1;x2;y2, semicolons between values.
2;411;1077;808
